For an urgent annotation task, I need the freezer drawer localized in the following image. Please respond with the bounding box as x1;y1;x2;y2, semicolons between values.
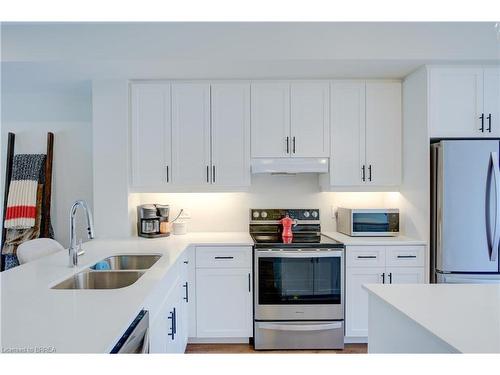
437;272;500;284
254;321;344;350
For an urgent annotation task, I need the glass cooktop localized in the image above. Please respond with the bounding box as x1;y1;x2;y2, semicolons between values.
251;233;344;248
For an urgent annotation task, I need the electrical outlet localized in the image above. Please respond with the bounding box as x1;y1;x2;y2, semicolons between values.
331;205;337;219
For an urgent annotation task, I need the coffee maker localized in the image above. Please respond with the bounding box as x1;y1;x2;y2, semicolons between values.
137;204;170;238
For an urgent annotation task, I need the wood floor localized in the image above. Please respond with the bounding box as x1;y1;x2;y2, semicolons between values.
186;343;367;354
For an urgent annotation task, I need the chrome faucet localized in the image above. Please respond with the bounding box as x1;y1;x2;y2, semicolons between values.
68;200;95;267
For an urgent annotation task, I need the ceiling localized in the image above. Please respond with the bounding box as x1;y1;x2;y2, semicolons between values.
1;22;499;94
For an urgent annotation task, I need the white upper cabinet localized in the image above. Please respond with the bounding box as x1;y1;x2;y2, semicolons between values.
171;83;211;185
251;81;329;158
130;83;171;187
484;67;500;136
429;67;484;137
290;82;330;157
251;82;290;158
365;81;402;186
326;80;401;188
211;83;251;186
330;81;366;186
429;66;500;137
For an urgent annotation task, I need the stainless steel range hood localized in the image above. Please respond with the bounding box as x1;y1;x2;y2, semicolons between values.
251;158;329;174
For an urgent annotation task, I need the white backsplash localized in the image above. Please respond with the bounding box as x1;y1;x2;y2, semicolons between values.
129;174;401;234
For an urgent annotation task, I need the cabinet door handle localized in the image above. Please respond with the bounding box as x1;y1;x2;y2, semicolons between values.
292;136;296;154
206;165;209;183
248;273;251;292
381;272;385;283
357;255;376;259
167;309;176;340
368;164;372;182
214;256;234;260
183;282;189;302
166;165;169;183
397;255;417;259
286;136;290;154
388;272;393;284
361;165;366;182
212;165;216;183
487;113;492;133
480;113;485;132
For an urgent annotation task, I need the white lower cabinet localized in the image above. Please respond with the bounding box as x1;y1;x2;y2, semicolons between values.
346;267;385;338
147;255;189;353
195;246;253;339
345;245;426;340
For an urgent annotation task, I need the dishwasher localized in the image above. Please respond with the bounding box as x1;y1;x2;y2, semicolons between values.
110;310;150;353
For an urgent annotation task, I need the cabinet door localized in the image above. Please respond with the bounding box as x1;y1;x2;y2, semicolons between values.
386;267;425;284
290;81;330;157
130;83;171;187
171;83;211;185
149;302;169;353
211;83;251;186
484;67;500;136
345;267;385;337
330;81;366;186
251;82;290;158
365;81;402;186
196;268;252;338
177;257;189;352
429;67;484;137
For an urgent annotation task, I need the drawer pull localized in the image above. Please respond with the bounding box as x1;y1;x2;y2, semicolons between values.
214;256;234;260
357;255;377;259
397;255;417;259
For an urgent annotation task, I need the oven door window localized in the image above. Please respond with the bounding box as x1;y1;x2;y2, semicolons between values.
258;257;341;305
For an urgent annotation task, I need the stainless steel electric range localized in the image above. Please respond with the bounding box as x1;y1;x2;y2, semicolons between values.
250;208;345;350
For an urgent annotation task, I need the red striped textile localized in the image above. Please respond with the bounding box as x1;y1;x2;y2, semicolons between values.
5;206;37;221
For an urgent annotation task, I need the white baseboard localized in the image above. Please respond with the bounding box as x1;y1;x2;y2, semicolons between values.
188;337;250;344
344;336;368;344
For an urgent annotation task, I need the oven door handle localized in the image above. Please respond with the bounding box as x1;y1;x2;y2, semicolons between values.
258;322;343;332
256;251;343;258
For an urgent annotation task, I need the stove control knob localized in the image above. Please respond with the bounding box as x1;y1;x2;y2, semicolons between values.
303;211;310;218
311;210;319;218
261;211;268;218
253;211;260;219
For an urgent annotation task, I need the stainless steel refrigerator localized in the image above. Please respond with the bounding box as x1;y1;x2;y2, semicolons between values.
431;140;500;283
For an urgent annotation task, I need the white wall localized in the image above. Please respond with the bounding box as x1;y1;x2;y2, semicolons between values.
92;80;130;238
131;174;401;234
0;91;93;247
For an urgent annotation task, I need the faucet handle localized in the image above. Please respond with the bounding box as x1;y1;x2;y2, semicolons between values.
77;239;85;257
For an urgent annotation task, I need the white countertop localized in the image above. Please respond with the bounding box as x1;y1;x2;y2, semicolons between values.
0;232;253;353
323;231;426;246
363;284;500;353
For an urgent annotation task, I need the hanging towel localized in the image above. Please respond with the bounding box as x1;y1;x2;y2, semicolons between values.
4;154;46;229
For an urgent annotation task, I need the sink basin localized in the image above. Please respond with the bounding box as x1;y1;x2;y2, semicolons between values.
90;254;161;270
52;270;145;290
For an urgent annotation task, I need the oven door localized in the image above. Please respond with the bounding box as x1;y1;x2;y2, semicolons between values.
255;249;344;321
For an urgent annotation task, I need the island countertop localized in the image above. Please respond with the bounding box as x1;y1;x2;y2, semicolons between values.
0;232;253;353
363;283;500;353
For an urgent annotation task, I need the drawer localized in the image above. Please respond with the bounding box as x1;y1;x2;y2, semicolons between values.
196;246;252;268
385;246;425;267
346;246;385;267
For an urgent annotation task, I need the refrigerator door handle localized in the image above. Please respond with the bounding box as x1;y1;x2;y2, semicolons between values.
490;152;500;262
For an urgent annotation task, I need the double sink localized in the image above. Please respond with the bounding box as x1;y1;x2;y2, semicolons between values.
52;255;161;290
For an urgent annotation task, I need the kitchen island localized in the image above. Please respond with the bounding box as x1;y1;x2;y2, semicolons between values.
363;284;500;353
0;232;253;353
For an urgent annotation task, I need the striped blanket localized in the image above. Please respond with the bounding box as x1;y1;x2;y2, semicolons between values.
4;154;46;229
